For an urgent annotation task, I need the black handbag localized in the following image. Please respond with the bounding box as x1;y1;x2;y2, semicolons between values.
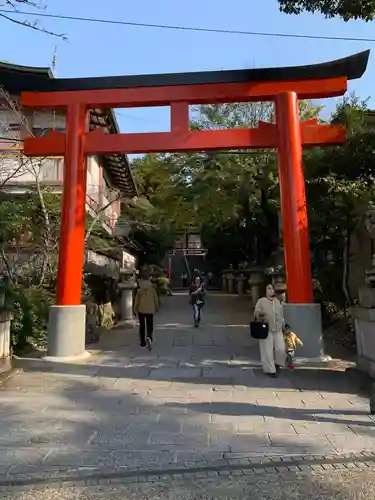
250;320;269;339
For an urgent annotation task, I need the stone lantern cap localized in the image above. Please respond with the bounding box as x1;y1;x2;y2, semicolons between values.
274;282;287;293
248;266;265;285
236;274;247;281
120;267;134;277
265;265;284;276
118;267;136;289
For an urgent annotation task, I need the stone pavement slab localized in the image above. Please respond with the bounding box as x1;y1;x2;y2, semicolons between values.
0;293;374;480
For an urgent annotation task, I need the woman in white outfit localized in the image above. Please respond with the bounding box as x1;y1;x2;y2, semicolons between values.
254;283;286;378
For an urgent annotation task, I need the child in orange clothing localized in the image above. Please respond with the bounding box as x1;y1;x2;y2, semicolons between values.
283;326;303;370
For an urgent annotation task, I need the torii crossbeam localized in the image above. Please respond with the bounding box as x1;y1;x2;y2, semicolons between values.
21;50;370;360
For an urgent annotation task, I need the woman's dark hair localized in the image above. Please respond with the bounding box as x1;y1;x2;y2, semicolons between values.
260;280;274;297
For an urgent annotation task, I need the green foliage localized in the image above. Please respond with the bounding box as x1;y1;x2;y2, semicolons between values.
156;276;170;295
0;195;35;245
131;100;323;269
131;95;375;322
305;95;375;309
278;0;375;21
2;283;54;354
0;190;60;247
0;189;61;353
87;231;122;256
331;93;370;136
132;225;174;267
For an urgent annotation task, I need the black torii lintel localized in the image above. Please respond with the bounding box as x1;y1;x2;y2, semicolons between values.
0;50;370;94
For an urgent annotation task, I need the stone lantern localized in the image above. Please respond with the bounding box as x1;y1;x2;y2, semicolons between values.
221;273;227;292
248;266;264;304
351;209;375;377
265;264;286;291
118;267;136;327
274;280;287;303
226;265;235;294
236;273;247;297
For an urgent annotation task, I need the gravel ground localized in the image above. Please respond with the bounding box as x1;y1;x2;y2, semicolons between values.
0;469;373;500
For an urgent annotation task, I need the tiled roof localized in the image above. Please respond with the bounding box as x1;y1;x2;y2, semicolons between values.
0;61;137;197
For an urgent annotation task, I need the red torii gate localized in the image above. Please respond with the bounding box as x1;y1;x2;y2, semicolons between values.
21;50;369;360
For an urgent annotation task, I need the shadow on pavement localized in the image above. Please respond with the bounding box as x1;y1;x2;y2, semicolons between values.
0;377;331;475
15;358;370;397
165;400;374;429
0;377;372;499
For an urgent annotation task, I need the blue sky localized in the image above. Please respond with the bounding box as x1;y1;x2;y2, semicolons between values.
2;0;374;133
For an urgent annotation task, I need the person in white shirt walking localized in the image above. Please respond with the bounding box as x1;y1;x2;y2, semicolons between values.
253;283;286;378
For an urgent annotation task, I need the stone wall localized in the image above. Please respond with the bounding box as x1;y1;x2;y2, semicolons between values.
349;224;373;301
352;305;375;377
0;311;12;374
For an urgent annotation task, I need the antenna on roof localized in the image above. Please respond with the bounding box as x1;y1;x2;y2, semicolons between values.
51;45;57;76
51;45;58;131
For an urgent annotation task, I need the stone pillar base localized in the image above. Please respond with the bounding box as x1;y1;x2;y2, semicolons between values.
0;311;12;373
283;303;324;359
295;355;332;364
0;357;12;374
117;319;136;329
44;305;89;362
120;287;135;323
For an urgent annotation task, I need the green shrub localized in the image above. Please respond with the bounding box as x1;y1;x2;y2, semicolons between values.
156;276;170;296
3;283;55;354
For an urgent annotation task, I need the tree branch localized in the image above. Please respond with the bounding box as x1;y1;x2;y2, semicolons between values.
0;247;14;282
278;0;375;21
85;195;122;243
0;0;67;39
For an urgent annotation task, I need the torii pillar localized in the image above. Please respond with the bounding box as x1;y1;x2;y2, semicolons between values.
275;92;321;359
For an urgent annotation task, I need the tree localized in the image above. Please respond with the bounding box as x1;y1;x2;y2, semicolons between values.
124;155;180;264
186;100;322;267
84;194;153;243
278;0;375;21
131;100;323;270
0;87;63;285
305;94;375;312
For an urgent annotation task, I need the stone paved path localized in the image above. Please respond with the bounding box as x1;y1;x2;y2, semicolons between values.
0;293;374;480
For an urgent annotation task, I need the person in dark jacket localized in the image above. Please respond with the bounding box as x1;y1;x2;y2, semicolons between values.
189;276;205;327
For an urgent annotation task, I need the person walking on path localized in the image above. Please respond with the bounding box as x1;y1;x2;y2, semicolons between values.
181;272;188;288
254;283;285;378
207;271;213;288
189;276;206;327
133;271;159;350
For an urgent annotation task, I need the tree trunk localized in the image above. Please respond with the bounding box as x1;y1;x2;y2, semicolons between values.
0;248;14;283
38;254;48;286
342;227;353;307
